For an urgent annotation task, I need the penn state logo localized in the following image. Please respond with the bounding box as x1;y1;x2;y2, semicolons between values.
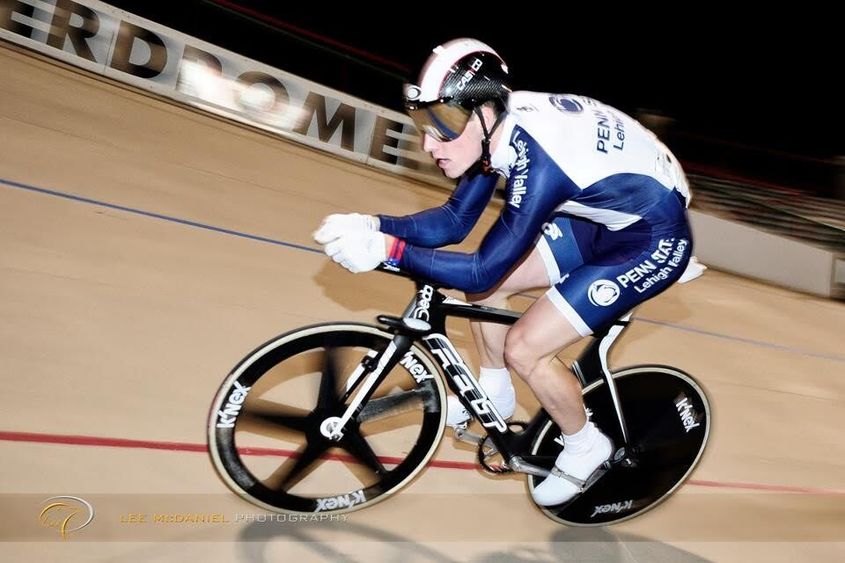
549;95;584;114
587;279;620;307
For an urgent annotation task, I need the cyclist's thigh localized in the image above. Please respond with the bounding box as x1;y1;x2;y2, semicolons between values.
466;245;550;300
500;247;553;293
535;214;600;286
544;224;692;336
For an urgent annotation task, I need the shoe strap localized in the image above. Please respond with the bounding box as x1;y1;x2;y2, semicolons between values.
550;466;586;488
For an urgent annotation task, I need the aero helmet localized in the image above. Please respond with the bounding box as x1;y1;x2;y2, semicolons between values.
404;38;511;158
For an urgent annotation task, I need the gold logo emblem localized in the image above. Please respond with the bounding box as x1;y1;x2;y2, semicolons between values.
39;496;94;539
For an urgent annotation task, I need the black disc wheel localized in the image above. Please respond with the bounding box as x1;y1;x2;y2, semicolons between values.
208;323;447;514
528;366;710;526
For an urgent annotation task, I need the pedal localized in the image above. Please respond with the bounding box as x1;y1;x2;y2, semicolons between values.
544;455;614;505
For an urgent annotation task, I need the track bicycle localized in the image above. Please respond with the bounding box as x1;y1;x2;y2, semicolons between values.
208;264;710;525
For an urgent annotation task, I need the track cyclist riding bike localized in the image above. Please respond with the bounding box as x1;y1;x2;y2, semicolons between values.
314;37;703;507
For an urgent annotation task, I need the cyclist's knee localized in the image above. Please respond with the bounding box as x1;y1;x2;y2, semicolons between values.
503;326;538;380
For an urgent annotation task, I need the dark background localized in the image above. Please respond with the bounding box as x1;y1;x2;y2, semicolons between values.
107;0;842;194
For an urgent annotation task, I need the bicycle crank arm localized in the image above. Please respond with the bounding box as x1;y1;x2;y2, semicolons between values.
508;456;551;478
449;423;484;446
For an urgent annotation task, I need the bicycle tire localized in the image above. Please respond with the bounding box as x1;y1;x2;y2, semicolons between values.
527;365;711;526
208;323;447;514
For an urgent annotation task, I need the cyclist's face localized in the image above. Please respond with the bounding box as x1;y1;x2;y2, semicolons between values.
421;110;487;179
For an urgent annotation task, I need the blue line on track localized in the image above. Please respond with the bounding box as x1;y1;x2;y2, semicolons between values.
1;177;321;254
5;177;843;364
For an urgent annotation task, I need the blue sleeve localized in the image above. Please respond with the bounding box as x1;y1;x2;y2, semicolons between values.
377;172;498;247
397;130;579;293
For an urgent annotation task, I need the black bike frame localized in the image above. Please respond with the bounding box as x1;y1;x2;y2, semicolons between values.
363;267;633;469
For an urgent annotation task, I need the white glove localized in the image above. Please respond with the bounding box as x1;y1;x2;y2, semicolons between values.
313;213;379;245
324;230;387;273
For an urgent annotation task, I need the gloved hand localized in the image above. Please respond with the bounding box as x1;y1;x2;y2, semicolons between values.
313;213;379;245
323;230;387;273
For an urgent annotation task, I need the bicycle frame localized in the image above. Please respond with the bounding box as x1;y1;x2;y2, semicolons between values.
330;266;635;477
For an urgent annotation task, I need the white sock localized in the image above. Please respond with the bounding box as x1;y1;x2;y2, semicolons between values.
478;366;512;395
562;420;598;455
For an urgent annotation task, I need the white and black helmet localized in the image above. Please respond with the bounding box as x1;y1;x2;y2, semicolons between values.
404;38;511;143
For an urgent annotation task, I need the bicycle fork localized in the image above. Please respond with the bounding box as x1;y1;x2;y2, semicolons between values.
322;284;443;441
321;325;418;441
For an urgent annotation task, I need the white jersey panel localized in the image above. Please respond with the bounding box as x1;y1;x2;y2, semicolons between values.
555;201;642;231
507;91;688;197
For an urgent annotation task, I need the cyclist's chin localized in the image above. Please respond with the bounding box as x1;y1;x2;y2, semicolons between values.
440;160;470;179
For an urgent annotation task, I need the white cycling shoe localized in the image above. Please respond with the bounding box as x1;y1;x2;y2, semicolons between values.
445;384;516;426
531;424;613;506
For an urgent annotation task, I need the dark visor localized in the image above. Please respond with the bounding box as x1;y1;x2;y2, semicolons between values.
404;96;473;142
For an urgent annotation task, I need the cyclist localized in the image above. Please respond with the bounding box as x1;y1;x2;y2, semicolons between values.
314;38;698;506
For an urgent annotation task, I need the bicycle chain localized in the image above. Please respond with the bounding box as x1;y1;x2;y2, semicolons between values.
476;421;528;474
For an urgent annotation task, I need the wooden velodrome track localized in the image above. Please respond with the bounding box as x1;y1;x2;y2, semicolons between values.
1;44;843;562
